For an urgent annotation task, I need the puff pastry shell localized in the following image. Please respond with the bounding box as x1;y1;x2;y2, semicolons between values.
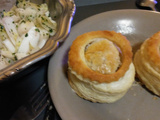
134;31;160;96
68;31;135;103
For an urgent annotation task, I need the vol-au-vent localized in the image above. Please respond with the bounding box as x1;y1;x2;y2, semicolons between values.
134;31;160;96
68;30;135;103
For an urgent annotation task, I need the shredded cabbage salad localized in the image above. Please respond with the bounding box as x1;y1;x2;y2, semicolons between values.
0;0;57;70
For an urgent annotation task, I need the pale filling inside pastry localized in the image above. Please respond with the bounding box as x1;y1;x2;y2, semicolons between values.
84;38;121;74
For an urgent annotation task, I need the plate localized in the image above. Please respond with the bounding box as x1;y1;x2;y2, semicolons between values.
48;10;160;120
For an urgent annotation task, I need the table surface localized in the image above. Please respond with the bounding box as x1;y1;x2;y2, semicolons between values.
0;0;158;119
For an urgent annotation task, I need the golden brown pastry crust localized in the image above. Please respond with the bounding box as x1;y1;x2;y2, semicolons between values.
134;31;160;96
68;31;133;83
68;30;135;103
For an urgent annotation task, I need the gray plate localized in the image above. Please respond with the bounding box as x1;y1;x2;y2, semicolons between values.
48;9;160;120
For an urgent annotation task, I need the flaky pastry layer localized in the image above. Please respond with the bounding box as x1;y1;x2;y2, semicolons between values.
134;31;160;96
68;63;135;103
